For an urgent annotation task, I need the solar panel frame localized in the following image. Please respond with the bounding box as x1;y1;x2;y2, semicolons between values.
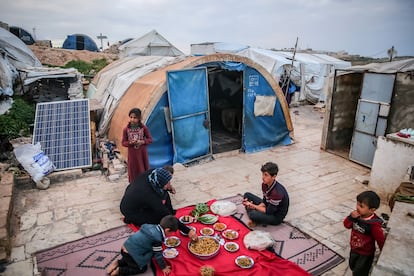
33;99;92;171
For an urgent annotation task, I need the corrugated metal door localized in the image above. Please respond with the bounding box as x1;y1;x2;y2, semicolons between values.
349;73;395;167
167;67;212;164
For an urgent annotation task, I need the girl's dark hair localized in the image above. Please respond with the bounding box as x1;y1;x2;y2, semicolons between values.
357;191;380;209
129;108;142;119
261;162;279;176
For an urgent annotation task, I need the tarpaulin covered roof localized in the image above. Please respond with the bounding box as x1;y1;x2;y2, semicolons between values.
344;58;414;73
191;42;351;103
0;27;42;96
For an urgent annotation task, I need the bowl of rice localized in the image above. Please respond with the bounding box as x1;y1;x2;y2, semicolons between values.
188;236;220;260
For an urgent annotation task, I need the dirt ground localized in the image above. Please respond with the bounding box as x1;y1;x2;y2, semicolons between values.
28;45;119;67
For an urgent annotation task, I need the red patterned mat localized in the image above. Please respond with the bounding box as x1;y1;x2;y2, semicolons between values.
225;194;345;276
34;225;154;276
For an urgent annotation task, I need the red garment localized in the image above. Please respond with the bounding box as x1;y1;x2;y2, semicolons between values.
343;213;385;256
130;201;310;276
122;123;152;183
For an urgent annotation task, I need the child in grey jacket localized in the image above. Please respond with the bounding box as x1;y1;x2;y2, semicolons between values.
106;215;178;275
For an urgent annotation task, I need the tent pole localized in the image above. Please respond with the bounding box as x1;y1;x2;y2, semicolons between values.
284;37;298;98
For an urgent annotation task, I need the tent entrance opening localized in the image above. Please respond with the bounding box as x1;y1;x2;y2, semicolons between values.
207;68;243;154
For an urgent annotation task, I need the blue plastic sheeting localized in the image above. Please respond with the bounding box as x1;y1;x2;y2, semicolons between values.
243;66;292;153
147;94;174;168
199;61;246;71
167;68;210;164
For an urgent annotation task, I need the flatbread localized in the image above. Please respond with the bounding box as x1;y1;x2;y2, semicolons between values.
210;201;237;216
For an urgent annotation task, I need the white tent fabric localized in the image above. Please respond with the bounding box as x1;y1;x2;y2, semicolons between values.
0;27;42;96
344;58;414;73
190;42;351;103
118;30;185;58
87;55;186;134
0;28;83;103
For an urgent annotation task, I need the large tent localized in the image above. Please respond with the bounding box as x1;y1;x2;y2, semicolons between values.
88;54;293;167
118;30;184;58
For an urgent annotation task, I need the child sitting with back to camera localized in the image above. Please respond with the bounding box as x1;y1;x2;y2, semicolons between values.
106;215;178;276
343;191;386;276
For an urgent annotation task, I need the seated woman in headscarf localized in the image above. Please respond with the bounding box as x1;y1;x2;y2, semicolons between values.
120;167;197;240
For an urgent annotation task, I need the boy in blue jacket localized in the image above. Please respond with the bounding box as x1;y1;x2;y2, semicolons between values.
106;215;178;275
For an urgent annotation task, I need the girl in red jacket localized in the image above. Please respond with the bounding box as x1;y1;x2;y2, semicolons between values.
122;108;152;183
343;191;385;276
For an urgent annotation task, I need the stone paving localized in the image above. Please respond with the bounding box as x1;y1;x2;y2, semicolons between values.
2;104;391;275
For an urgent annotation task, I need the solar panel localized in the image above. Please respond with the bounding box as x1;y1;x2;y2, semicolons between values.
33;99;92;171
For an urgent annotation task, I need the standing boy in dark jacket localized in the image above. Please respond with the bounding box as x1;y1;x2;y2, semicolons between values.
344;191;386;276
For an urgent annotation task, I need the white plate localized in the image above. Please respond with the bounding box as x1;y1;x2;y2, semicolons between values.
213;222;227;232
164;236;181;247
198;214;218;224
224;241;239;252
179;215;194;224
235;255;254;268
222;229;239;240
200;227;214;236
210;201;237;216
163;248;178;259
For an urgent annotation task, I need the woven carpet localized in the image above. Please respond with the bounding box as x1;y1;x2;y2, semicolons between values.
34;225;154;276
224;194;345;276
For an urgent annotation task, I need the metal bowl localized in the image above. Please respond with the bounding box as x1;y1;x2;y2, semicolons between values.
188;236;220;260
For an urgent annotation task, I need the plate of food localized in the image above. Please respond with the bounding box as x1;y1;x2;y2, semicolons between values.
213;222;227;232
179;215;194;224
180;225;196;236
235;255;254;268
198;214;218;224
163;248;179;259
200;227;214;236
222;229;239;240
164;236;181;248
224;241;239;252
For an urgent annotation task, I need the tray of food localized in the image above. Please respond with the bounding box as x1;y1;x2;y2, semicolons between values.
163;248;179;259
188;236;220;260
235;255;254;268
210;200;237;216
164;236;181;248
200;227;214;236
179;215;194;224
224;241;239;252
222;229;239;240
213;222;227;232
198;214;218;224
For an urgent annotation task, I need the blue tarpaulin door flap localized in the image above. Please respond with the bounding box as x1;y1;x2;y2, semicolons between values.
167;67;212;164
242;67;292;153
147;93;174;168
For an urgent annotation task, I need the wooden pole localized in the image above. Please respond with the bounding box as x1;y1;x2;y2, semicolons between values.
284;37;299;97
